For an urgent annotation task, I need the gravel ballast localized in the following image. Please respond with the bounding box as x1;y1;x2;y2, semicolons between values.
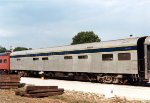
20;77;150;100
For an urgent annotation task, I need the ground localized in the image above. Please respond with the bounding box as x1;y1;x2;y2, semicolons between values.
0;89;149;103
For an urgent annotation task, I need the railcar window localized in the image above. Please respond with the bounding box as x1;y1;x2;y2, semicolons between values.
33;58;39;61
17;58;21;61
42;57;48;60
118;53;131;60
0;59;2;63
78;55;88;59
102;54;113;61
64;56;72;59
4;59;7;63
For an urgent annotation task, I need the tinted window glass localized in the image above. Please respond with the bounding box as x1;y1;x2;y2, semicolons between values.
17;58;21;61
64;56;72;59
0;59;2;63
4;59;7;63
102;54;113;61
42;57;48;60
78;55;88;59
118;53;131;60
33;58;39;61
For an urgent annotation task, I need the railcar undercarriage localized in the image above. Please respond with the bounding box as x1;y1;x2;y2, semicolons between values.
9;70;148;85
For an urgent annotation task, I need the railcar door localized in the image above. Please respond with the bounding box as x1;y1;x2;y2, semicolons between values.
145;45;150;79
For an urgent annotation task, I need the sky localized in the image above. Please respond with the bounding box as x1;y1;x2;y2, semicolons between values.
0;0;150;49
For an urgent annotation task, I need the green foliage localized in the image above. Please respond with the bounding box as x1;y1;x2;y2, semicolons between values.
71;31;101;45
13;47;28;51
0;46;7;53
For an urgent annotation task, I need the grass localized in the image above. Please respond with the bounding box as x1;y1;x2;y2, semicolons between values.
49;90;150;103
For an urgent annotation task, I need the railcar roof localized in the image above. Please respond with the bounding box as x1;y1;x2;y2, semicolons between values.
0;53;9;56
10;37;141;56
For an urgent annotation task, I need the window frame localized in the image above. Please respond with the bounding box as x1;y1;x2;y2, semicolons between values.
42;57;49;60
33;58;39;61
16;58;21;61
64;56;73;60
78;55;88;59
102;54;113;61
3;59;7;63
118;53;131;61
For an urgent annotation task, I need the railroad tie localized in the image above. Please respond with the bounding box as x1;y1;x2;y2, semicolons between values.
15;86;64;98
0;74;21;89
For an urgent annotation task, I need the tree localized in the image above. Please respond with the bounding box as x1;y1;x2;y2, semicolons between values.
71;31;101;45
0;46;7;53
13;47;28;51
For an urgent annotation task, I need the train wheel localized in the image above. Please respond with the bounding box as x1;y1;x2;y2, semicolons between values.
112;77;119;84
123;79;128;85
97;76;104;83
103;76;113;84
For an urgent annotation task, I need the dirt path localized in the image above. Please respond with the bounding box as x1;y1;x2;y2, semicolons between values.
0;89;149;103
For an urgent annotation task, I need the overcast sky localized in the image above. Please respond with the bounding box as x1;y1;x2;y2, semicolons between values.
0;0;150;49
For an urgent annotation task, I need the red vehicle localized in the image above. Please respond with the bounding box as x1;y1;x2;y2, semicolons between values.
0;53;10;73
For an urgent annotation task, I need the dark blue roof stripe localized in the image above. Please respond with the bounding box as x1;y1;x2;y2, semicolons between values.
10;46;137;58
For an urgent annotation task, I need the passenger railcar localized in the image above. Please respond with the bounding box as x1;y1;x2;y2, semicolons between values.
0;53;10;73
0;36;148;84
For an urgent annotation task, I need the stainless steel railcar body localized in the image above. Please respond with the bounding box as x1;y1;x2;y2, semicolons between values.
10;36;150;83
